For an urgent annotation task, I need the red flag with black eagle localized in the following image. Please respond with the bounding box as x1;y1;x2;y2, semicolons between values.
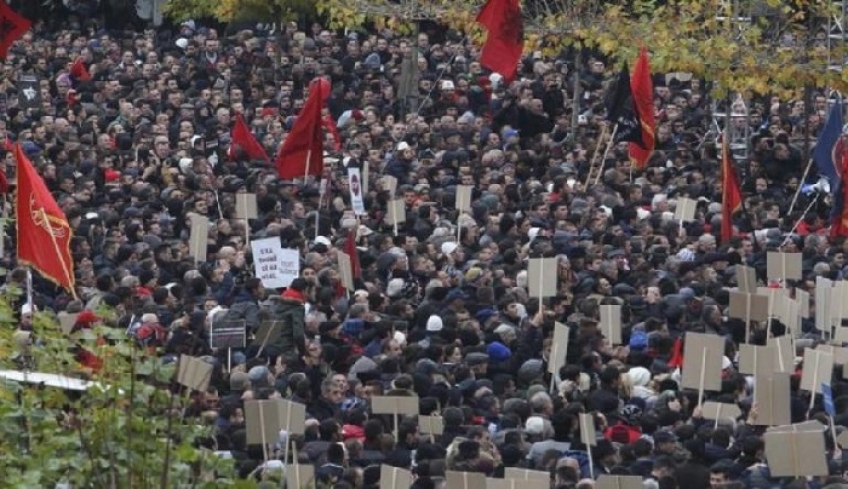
0;2;30;60
476;0;524;83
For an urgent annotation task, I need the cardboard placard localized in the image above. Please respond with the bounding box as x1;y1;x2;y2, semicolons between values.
773;297;800;335
235;193;258;220
764;429;829;477
753;373;792;426
371;396;419;416
767;252;802;281
599;304;622;345
58;312;79;335
189;213;209;263
548;322;569;374
387;199;406;226
728;291;769;323
767;420;826;433
245;398;307;445
487;478;548;489
796;289;810;318
816;344;848;365
830;281;848;324
286;464;315;489
680;332;725;392
380;465;414;489
700;401;742;422
800;348;833;395
447;471;487;489
757;286;789;309
503;467;549;482
381;175;398;196
337;251;354;292
362;162;369;194
579;412;596;446
674;197;697;223
595;475;644;489
250;238;299;289
209;320;247;350
176;355;213;392
767;336;795;374
527;258;558;299
738;344;775;376
836;431;848;448
735;265;757;293
816;276;833;332
418;415;444;435
456;185;473;213
348;167;366;216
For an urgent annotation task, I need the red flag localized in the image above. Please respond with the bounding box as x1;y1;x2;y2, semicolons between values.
667;337;684;369
323;114;342;152
275;77;329;180
344;229;361;280
628;47;655;170
15;144;75;294
0;3;30;60
229;113;270;162
70;57;91;82
476;0;524;83
721;138;743;243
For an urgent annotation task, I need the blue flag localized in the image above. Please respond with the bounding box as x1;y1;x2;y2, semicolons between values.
823;383;835;417
813;101;844;187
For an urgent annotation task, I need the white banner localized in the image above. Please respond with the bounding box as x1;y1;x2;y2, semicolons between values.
250;238;299;288
348;167;366;215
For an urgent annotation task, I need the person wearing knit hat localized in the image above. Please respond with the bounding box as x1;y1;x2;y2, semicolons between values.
426;315;443;332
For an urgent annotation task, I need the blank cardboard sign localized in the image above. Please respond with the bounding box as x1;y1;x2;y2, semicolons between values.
381;175;398;196
681;333;725;392
189;213;209;263
527;258;557;299
735;265;757;293
767;252;802;281
767;336;795;374
245;399;307;446
503;468;549;482
456;185;473;213
837;431;848;448
447;471;487;489
286;464;315;489
674;197;697;223
337;251;354;292
700;402;742;423
816;344;848;366
764;429;829;477
548;322;569;374
58;312;79;335
235;193;258;220
728;291;769;323
387;199;406;226
418;415;444;436
380;465;414;489
796;288;810;318
371;396;419;416
816;276;834;332
738;344;775;376
753;373;792;426
487;478;548;489
599;305;623;345
596;475;644;489
800;348;834;395
176;355;213;392
579;412;596;446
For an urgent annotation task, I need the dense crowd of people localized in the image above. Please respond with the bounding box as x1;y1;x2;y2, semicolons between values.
5;11;848;489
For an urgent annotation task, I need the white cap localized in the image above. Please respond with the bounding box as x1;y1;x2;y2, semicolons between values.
393;331;407;346
441;80;455;90
314;236;332;247
426;315;443;332
21;303;34;316
397;141;411;152
441;242;458;255
386;278;405;297
528;227;541;243
175;38;188;50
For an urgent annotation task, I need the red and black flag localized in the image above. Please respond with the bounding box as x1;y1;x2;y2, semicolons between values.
476;0;524;83
0;3;30;59
605;63;643;146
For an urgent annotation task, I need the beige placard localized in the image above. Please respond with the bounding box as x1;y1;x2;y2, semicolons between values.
58;312;79;335
700;401;742;422
371;396;419;415
816;344;848;365
548;322;569;374
599;304;622;345
775;298;800;335
487;478;548;489
245;399;281;445
767;336;795;374
837;431;848;448
579;412;596;446
176;355;213;392
767;252;802;281
830;281;848;324
503;468;549;482
728;291;769;323
527;257;558;299
286;464;315;489
595;475;644;489
387;199;406;226
738;344;775;376
736;265;757;293
337;251;354;292
674;197;697;223
380;465;414;489
235;193;258;220
757;286;789;308
764;430;829;477
362;162;369;194
768;420;826;433
189;213;209;263
754;373;792;426
456;184;473;213
381;175;398;196
800;348;833;395
447;471;487;489
419;415;444;435
680;332;725;392
796;289;810;318
816;276;833;332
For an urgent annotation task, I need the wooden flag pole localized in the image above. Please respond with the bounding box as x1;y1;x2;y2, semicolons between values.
698;348;707;407
304;149;311;183
593;124;619;186
786;158;814;216
808;351;821;415
586;123;609;184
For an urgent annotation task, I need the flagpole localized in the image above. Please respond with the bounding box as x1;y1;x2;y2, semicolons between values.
781;193;820;247
25;268;32;313
593;124;619;186
39;209;77;300
787;158;814;216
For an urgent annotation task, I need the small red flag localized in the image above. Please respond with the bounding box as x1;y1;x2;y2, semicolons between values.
15;144;75;294
629;47;655;170
323;114;342;152
667;337;684;369
275;77;329;180
0;3;30;60
70;57;91;82
721;138;743;243
344;229;361;280
229;113;270;162
476;0;524;83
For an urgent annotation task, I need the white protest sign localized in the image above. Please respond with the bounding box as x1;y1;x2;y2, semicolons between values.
348;167;366;216
250;238;299;288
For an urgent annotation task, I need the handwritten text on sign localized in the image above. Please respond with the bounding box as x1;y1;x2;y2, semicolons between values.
250;238;299;288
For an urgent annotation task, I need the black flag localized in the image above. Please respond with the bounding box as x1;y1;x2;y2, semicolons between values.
605;64;643;147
